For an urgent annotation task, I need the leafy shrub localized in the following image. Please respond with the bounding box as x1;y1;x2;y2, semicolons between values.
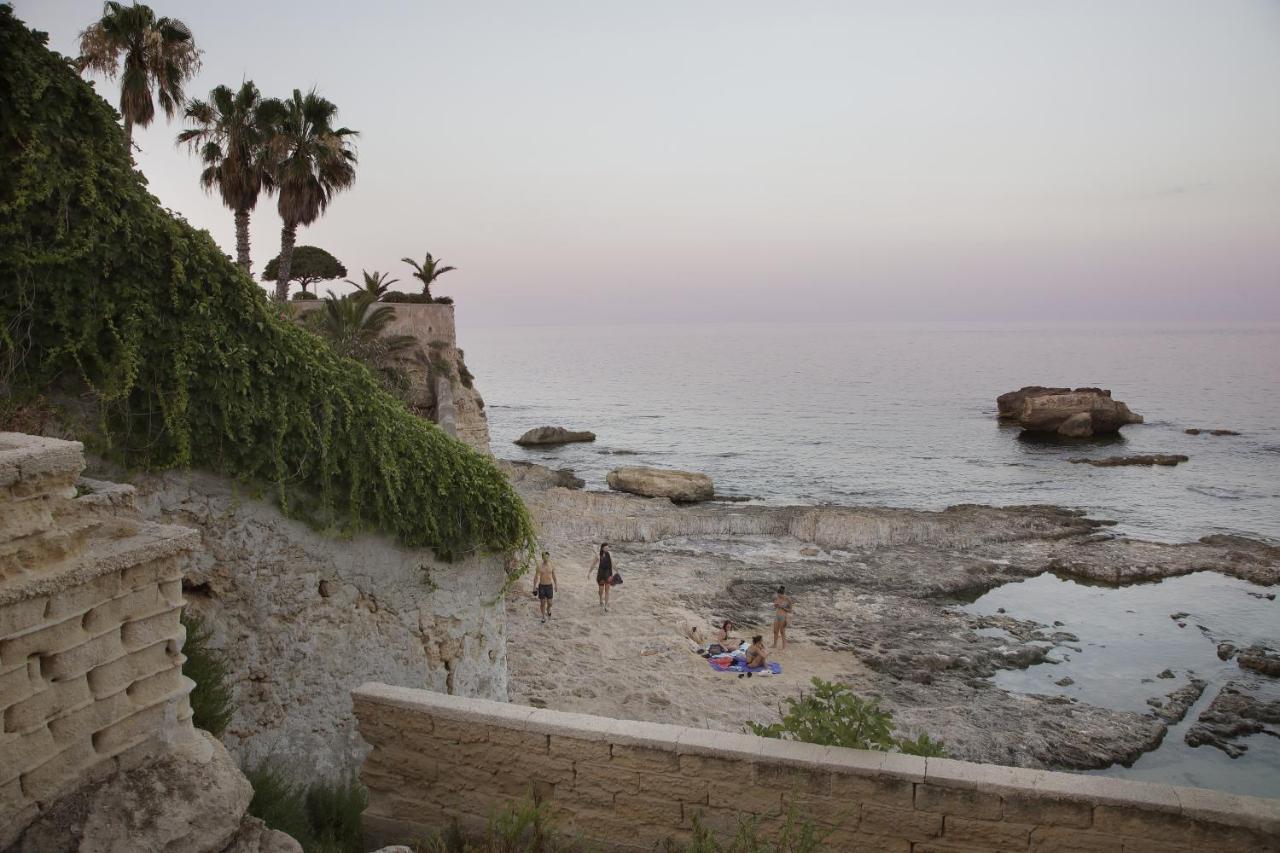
180;611;234;738
245;762;366;853
291;291;318;301
380;292;438;304
0;10;534;563
667;808;827;853
748;678;945;757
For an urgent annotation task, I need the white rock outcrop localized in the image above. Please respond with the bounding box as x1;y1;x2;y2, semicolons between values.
605;466;715;502
119;468;510;779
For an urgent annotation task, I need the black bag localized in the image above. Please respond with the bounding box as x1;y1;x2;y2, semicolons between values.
609;572;623;586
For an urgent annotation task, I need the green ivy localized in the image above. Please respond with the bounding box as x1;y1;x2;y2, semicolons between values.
0;8;535;563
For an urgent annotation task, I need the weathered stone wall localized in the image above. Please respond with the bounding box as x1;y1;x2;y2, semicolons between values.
352;684;1280;853
0;433;197;847
122;468;510;779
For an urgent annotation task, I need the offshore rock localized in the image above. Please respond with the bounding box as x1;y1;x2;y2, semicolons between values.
499;459;585;490
1016;390;1144;438
515;426;596;446
1147;678;1207;724
996;386;1071;418
1070;454;1188;467
606;466;715;502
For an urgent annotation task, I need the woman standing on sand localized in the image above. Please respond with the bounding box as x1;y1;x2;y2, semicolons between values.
589;542;614;612
772;585;793;650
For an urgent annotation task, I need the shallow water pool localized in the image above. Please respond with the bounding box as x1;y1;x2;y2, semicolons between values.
964;571;1280;798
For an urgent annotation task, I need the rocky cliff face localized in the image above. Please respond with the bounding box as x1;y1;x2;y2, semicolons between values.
119;468;509;779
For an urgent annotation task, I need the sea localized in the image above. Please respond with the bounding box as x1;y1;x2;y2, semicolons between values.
466;321;1280;797
466;321;1280;543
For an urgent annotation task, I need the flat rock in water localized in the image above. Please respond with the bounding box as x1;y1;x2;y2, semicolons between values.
606;466;715;502
1237;645;1280;677
1070;454;1189;467
514;425;597;446
1185;428;1241;436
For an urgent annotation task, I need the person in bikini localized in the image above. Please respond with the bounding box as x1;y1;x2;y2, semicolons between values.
772;585;793;650
532;551;557;623
745;635;768;668
589;542;614;612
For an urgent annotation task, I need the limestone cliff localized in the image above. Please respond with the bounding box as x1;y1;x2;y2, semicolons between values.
117;468;510;779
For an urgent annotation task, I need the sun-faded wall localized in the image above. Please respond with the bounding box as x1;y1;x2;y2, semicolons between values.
351;684;1280;853
0;433;198;848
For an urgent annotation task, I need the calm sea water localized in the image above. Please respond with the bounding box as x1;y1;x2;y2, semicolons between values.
465;322;1280;542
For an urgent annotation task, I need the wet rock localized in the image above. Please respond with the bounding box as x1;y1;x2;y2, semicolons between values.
1217;643;1237;661
1055;677;1075;686
1011;389;1143;438
514;425;597;446
1157;669;1175;679
1185;682;1280;757
606;466;715;502
799;546;821;556
997;386;1072;418
1185;428;1241;436
499;460;585;490
1237;645;1280;677
1147;678;1207;724
1070;454;1188;467
1170;612;1189;620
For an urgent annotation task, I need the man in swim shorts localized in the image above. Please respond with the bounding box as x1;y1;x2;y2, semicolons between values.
533;551;557;623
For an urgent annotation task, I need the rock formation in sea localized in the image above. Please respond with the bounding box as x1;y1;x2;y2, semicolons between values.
998;386;1144;437
1070;454;1189;467
605;466;715;502
514;426;597;446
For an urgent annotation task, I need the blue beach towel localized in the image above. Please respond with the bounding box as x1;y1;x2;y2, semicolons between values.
708;658;782;675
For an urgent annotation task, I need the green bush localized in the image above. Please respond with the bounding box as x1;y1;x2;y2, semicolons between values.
180;610;235;738
0;9;535;563
380;292;438;304
748;678;945;757
245;762;366;853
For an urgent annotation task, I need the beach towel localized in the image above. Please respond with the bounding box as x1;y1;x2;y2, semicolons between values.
708;658;781;675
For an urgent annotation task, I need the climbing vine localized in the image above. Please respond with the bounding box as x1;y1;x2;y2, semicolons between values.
0;9;535;562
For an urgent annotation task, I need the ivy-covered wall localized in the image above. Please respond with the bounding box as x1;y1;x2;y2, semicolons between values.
0;8;534;562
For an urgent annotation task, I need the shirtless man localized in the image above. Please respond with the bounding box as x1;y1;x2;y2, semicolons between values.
532;551;557;623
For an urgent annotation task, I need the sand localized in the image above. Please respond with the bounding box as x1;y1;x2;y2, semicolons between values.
505;543;873;734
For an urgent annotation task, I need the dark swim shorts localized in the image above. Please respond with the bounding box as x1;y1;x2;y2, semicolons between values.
537;583;554;600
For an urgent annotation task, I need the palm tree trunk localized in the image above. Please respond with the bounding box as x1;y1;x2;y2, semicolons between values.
234;209;252;275
275;222;297;302
123;117;133;155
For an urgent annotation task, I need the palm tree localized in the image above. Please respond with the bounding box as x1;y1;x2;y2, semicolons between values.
311;293;413;369
78;1;201;154
268;89;358;301
402;254;456;302
345;270;399;302
176;82;281;274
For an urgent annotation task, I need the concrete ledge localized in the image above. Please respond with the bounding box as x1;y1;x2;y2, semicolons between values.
352;684;1280;852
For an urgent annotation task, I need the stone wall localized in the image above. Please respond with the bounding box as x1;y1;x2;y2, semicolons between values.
121;468;510;779
351;684;1280;853
0;433;196;846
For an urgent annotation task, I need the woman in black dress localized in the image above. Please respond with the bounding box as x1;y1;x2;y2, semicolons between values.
589;542;614;612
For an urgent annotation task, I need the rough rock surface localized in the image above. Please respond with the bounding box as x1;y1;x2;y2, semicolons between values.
997;386;1073;418
1015;390;1144;437
1238;645;1280;677
1185;428;1241;436
499;459;584;490
110;467;510;779
9;731;284;853
514;426;596;446
1185;680;1280;758
1070;454;1189;467
1146;678;1208;724
606;466;715;502
507;474;1279;771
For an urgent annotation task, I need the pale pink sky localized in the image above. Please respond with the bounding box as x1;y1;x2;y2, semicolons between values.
16;1;1280;326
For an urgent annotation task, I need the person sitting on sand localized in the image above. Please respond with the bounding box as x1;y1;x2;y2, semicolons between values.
745;635;768;669
772;586;793;650
589;542;614;612
714;620;741;651
532;551;557;624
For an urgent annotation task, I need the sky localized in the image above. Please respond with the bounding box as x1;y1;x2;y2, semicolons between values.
13;1;1280;327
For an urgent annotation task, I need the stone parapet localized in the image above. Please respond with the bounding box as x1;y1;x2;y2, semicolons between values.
0;433;199;848
351;683;1280;853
